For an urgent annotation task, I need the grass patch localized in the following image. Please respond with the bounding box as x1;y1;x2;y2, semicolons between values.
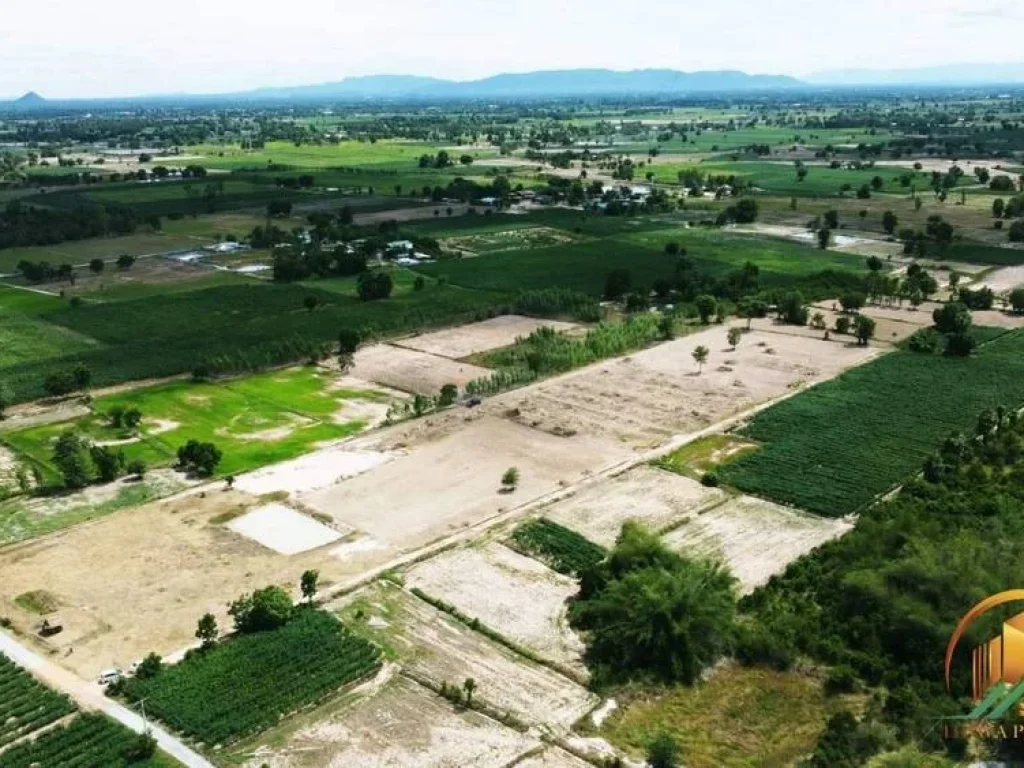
720;328;1024;515
601;664;858;768
509;518;606;576
653;434;758;478
13;590;59;614
0;313;103;368
121;609;381;745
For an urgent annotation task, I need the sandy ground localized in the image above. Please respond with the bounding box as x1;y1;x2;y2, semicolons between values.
333;583;596;730
755;301;934;345
542;466;726;547
350;344;492;395
301;416;629;556
242;675;538;768
974;265;1024;294
0;489;394;679
490;326;878;448
227;503;343;555
970;310;1024;329
233;446;395;496
0;445;24;489
662;495;852;594
875;158;1013;175
405;542;586;673
395;315;579;360
516;747;594;768
730;223;903;258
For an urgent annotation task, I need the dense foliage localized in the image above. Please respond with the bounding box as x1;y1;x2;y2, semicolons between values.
0;199;138;251
721;328;1024;515
510;518;607;576
121;609;380;745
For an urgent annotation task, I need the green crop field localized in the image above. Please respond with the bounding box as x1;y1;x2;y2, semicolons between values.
0;232;199;273
122;610;381;745
0;654;76;751
0;280;509;403
188;139;492;170
720;328;1024;516
0;313;103;368
0;286;67;316
943;241;1024;266
4;367;387;479
510;518;606;576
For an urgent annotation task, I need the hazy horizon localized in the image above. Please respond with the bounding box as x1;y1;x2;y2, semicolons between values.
3;0;1023;99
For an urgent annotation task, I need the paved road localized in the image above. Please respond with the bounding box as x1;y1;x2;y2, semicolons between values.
0;630;213;768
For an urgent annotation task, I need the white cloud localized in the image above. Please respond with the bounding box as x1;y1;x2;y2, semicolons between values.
1;0;1020;97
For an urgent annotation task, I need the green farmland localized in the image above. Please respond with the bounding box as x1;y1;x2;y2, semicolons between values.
720;328;1024;515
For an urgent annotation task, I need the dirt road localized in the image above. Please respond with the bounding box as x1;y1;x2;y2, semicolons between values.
0;630;213;768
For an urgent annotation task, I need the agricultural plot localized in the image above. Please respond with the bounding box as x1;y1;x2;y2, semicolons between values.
0;313;102;368
543;466;726;545
494;325;877;448
442;226;577;255
0;286;65;316
122;610;381;745
334;582;598;730
227;503;343;555
0;231;199;274
395;314;580;360
662;495;852;593
235;674;537;768
299;416;630;556
975;264;1024;294
3;367;390;479
653;434;758;479
720;329;1024;515
509;518;607;576
404;542;586;673
349;343;492;395
0;653;76;751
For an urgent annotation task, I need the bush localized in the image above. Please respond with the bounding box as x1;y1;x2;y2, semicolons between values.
701;471;720;487
906;328;943;354
228;585;294;633
825;665;859;695
734;623;794;671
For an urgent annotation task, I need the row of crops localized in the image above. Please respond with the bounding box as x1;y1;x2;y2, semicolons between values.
0;712;158;768
0;654;76;751
121;610;381;745
510;518;607;576
720;329;1024;516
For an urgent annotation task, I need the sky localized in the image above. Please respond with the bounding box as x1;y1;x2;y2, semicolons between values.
2;0;1022;98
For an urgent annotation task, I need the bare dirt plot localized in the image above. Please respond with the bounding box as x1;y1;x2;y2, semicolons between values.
227;503;343;555
350;343;492;394
755;303;929;345
0;445;26;489
542;466;725;547
396;315;580;360
730;223;903;258
31;256;219;296
233;445;395;496
975;265;1024;294
494;327;878;448
970;310;1024;329
404;542;586;673
442;227;576;255
0;488;399;679
662;495;852;594
334;582;597;730
515;747;594;768
240;675;538;768
301;416;630;555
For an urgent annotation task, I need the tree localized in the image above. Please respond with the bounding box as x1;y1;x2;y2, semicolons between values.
89;258;104;274
460;154;474;165
824;210;839;229
1009;220;1024;243
52;430;94;489
123;733;157;763
817;227;832;250
90;445;126;483
647;733;681;768
501;467;520;491
116;254;136;270
932;302;972;335
126;459;147;478
195;613;218;646
134;652;163;680
177;439;222;476
438;383;459;407
835;316;852;335
854;315;876;346
741;299;768;330
570;522;736;684
840;293;865;313
692;345;709;373
123;407;142;429
727;327;742;349
865;256;884;272
1009;288;1024;314
658;314;676;340
300;569;320;603
303;295;320;312
992;198;1005;218
881;210;898;235
0;383;12;420
72;365;91;390
778;292;809;326
463;678;476;707
603;269;631;300
266;199;292;218
357;270;393;301
695;295;717;324
732;197;758;223
229;585;294;633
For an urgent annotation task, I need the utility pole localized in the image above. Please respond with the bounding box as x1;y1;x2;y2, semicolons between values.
132;697;150;735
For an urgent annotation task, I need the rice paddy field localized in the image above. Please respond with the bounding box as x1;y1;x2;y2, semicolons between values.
720;328;1024;515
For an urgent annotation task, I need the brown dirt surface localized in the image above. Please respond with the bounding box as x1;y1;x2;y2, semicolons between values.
661;495;852;594
395;315;579;360
542;466;726;547
350;343;493;395
239;674;538;768
333;582;597;730
491;326;878;448
299;416;631;555
404;542;586;673
975;265;1024;294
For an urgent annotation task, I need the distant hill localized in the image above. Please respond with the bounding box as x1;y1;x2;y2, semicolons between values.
806;62;1024;86
230;69;803;101
11;91;46;109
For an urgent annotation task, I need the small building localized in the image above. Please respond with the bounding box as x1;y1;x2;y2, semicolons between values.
387;240;414;254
